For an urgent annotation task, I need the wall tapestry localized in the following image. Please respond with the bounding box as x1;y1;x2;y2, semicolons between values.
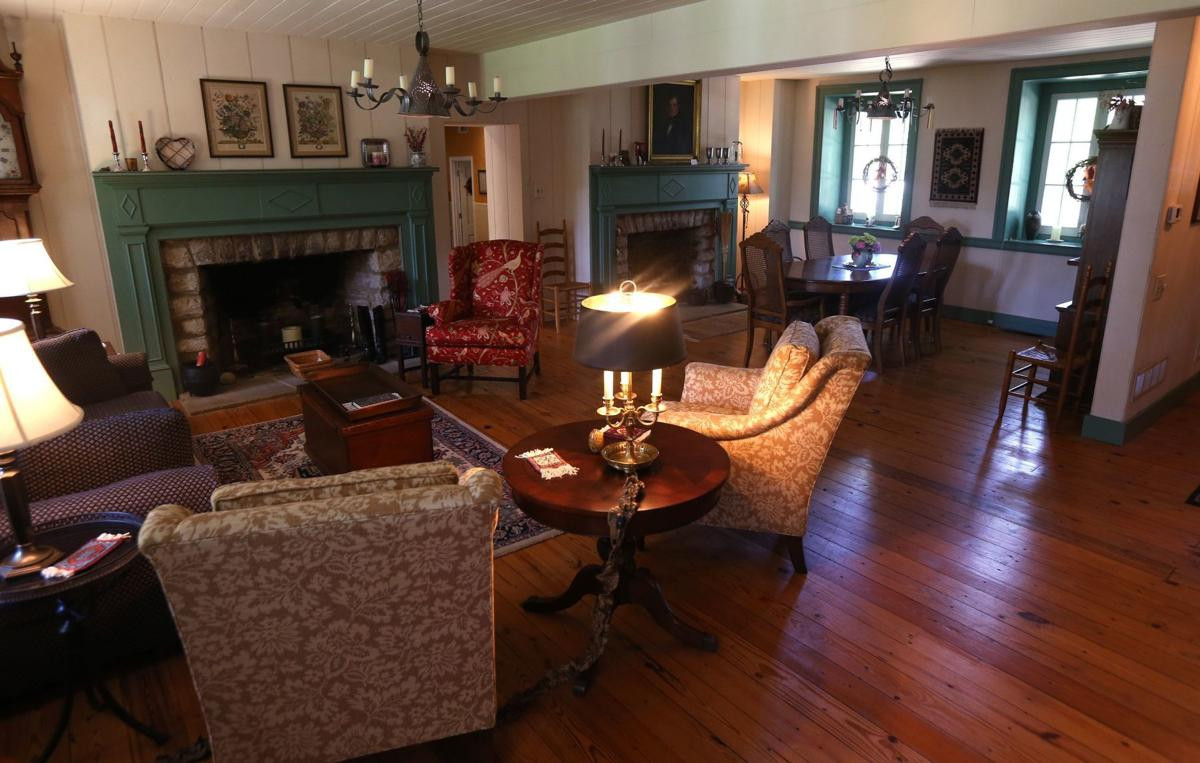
929;128;984;205
200;79;273;158
283;84;348;158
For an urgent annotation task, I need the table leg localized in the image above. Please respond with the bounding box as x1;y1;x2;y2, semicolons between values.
522;563;605;613
838;292;850;315
625;567;718;652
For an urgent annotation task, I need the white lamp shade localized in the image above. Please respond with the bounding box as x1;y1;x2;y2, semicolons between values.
0;318;82;450
0;238;74;297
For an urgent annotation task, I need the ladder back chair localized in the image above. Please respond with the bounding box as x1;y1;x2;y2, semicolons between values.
740;232;824;367
537;219;589;333
998;261;1113;429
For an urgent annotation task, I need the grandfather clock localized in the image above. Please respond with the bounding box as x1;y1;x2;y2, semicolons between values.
0;44;43;330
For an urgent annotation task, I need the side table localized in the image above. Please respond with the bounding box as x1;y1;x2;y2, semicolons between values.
502;421;730;693
0;512;168;762
391;308;432;388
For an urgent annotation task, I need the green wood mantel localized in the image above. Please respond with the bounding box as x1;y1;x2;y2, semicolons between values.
589;164;745;291
92;167;438;399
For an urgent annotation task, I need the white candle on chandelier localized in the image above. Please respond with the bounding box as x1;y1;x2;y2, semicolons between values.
904;88;911;99
651;368;662;398
445;66;456;87
467;81;477;98
350;69;360;89
603;371;614;400
493;76;502;95
398;74;407;90
362;58;374;80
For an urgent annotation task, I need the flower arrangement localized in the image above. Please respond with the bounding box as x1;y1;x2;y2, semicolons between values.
404;126;428;153
848;232;881;254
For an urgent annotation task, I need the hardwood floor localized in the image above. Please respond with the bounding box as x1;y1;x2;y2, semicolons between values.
3;319;1199;761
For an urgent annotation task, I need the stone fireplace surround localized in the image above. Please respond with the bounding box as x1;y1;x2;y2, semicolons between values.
161;227;401;361
616;210;718;297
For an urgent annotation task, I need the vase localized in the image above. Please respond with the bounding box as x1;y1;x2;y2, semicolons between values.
409;151;427;167
852;251;872;268
1024;210;1042;240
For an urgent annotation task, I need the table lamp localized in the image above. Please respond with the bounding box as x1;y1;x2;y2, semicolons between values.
573;281;686;472
0;318;83;577
738;171;765;244
0;238;74;340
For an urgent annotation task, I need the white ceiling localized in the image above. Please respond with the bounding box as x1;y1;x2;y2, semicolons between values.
740;22;1156;81
0;0;704;52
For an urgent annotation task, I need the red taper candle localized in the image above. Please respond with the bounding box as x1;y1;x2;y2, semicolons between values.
138;120;146;154
108;120;118;153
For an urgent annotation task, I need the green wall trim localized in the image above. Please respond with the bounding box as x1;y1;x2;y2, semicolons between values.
589;164;744;291
991;56;1150;241
787;219;1082;256
1082;370;1200;445
941;305;1057;337
92;168;439;398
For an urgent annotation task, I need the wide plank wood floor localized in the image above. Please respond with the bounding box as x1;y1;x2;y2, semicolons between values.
3;318;1199;762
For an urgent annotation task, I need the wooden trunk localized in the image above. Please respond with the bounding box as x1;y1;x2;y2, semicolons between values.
299;383;435;474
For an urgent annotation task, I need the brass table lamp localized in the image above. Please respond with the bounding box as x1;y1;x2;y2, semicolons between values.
573;281;686;472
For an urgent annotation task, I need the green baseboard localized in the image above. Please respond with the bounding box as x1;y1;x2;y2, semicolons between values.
941;305;1057;337
1082;369;1200;445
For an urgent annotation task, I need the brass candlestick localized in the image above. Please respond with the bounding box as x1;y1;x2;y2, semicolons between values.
596;373;665;473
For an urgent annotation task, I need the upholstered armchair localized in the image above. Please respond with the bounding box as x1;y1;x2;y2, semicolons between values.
658;316;870;573
426;239;544;398
141;462;504;762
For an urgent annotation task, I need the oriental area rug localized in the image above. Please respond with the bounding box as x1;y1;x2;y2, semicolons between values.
192;402;557;556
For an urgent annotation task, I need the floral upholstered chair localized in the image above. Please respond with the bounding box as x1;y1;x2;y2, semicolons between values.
140;462;504;762
658;316;870;573
426;239;544;399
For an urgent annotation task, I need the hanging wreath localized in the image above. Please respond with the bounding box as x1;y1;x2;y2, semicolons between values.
862;156;899;193
1065;156;1098;202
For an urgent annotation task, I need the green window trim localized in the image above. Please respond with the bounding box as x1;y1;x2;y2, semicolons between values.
992;57;1149;242
811;79;922;226
787;219;1083;257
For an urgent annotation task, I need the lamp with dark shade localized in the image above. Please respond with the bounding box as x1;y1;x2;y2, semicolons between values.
738;171;765;244
573;281;686;472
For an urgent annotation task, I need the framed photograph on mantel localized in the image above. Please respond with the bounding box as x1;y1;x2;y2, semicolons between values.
283;84;349;158
200;78;273;158
648;80;701;163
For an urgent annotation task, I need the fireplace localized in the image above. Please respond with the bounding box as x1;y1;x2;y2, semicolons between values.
161;227;402;371
618;210;718;304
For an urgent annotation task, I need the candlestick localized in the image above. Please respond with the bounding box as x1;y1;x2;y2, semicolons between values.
107;120;118;153
350;69;360;89
603;370;614;400
398;74;407;90
140;150;151;172
601;128;606;164
445;66;456;87
493;76;501;95
651;368;662;398
137;120;146;154
1050;225;1062;242
618;129;622;152
467;81;477;98
362;58;374;79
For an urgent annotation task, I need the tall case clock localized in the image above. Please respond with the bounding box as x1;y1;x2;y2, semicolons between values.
0;44;45;329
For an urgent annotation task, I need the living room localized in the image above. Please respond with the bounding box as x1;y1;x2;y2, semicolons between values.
1;1;1199;760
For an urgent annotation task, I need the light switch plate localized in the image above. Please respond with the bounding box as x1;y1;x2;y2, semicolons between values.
1166;206;1183;224
1152;274;1167;301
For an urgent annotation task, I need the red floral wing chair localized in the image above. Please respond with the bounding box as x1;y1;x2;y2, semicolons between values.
426;239;544;399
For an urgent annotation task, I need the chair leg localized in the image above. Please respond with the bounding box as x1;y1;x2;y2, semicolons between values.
1021;364;1036;413
743;325;755;368
534;351;541;376
518;364;528;400
553;287;561;334
998;351;1015;418
430;363;440;395
786;535;807;575
1053;366;1072;430
871;323;885;374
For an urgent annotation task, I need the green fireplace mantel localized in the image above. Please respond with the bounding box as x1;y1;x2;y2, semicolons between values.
589;164;745;291
92;167;438;399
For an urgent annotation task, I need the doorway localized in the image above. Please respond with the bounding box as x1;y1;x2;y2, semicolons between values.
443;125;490;246
448;156;476;246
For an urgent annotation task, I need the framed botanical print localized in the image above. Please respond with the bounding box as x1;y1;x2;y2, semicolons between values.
648;80;701;163
200;79;273;158
283;84;348;158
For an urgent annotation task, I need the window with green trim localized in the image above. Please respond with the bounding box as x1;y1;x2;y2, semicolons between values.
811;80;921;228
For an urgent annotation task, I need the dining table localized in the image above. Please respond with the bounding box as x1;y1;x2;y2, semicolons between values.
785;253;896;315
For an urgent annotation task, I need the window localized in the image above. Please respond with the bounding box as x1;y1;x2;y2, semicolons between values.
811;80;921;229
1033;89;1145;236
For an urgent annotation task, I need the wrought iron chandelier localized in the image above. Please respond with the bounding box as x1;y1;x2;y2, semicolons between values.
346;0;507;118
833;57;933;130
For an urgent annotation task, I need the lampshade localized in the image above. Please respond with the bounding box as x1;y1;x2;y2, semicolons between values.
0;318;82;450
738;172;765;195
0;239;74;297
573;285;687;372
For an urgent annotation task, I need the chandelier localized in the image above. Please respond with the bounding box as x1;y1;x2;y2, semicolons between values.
834;57;933;130
346;0;506;118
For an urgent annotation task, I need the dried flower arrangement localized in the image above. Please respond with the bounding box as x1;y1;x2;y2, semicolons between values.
404;126;428;153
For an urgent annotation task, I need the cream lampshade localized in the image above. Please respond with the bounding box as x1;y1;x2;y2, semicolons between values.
0;238;74;340
0;318;83;577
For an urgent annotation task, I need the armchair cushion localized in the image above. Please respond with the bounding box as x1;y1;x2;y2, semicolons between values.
749;320;820;413
33;328;127;405
425;316;534;349
211;462;460;512
82;389;168;420
428;298;469;325
679;363;762;412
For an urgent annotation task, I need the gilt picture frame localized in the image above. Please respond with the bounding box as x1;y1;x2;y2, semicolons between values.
283;84;348;158
200;78;273;158
648;80;701;163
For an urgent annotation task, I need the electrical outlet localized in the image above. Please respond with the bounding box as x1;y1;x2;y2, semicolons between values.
1133;358;1169;399
1152;274;1167;301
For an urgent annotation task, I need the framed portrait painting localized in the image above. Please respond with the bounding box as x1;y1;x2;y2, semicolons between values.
648;80;701;163
283;84;348;158
200;78;273;158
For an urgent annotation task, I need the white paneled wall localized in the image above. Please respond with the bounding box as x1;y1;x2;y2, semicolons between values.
483;124;524;240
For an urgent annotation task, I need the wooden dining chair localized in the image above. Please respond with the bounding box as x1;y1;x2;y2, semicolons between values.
802;216;836;260
537;219;589;333
853;233;925;374
998;261;1113;429
903;215;945;243
910;226;963;356
740;232;824;367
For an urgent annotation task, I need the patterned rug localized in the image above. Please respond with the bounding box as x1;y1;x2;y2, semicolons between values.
192;403;557;556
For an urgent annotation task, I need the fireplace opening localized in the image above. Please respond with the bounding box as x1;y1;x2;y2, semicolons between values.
615;210;720;305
